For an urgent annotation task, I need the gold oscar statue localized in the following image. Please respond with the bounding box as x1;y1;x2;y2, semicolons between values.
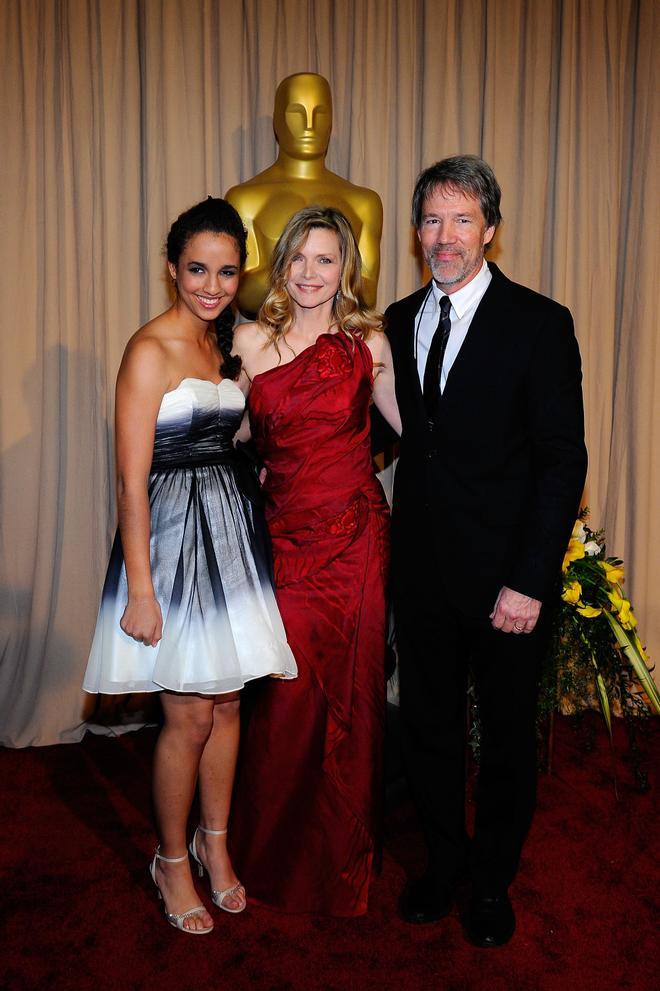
226;72;383;316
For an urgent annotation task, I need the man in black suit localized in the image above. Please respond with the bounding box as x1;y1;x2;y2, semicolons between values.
385;156;587;947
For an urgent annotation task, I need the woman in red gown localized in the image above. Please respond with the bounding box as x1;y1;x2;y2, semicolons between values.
230;207;401;915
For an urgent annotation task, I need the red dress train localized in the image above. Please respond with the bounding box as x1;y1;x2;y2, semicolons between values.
229;332;389;916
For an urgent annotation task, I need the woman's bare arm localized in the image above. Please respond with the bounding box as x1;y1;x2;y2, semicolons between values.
367;331;402;436
114;337;170;646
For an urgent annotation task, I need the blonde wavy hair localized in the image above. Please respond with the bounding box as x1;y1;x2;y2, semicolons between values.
258;206;383;347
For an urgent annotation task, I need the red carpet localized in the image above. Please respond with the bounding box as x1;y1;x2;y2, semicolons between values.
1;713;657;991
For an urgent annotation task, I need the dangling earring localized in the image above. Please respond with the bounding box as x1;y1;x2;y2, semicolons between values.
334;288;342;305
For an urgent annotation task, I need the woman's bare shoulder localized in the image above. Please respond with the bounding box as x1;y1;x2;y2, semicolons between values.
119;314;173;390
362;323;388;354
233;320;282;380
232;320;270;353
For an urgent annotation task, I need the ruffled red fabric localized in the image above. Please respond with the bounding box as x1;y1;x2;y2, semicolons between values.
229;333;389;916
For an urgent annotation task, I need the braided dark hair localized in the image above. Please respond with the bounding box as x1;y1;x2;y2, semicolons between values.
167;196;247;380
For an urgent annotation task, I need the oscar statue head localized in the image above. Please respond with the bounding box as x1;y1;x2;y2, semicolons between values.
273;72;332;160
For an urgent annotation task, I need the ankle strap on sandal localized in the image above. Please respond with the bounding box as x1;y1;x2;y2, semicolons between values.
155;845;189;863
198;825;228;836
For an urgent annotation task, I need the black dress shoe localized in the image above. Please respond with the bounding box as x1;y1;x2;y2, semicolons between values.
399;875;454;924
465;891;515;947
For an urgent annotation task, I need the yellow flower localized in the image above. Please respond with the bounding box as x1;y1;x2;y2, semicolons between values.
608;590;637;629
562;580;582;604
576;604;602;618
599;560;625;585
633;632;649;662
562;537;586;572
571;520;587;542
619;606;637;630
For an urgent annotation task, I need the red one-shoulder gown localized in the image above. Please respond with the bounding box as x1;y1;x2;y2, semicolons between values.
229;332;389;916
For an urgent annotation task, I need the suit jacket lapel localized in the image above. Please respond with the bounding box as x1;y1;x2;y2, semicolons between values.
401;282;432;423
441;264;509;400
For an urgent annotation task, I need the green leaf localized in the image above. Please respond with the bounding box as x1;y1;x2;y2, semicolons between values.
591;654;612;738
604;612;660;716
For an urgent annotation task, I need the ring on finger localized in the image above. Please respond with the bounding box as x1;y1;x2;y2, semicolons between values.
513;622;524;632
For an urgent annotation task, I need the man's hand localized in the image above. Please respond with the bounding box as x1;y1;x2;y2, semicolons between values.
490;586;541;634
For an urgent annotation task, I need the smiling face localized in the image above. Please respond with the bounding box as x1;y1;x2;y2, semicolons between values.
417;185;496;293
168;232;240;324
274;73;332;160
285;227;342;311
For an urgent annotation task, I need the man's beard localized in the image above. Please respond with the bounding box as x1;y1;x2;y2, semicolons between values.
426;245;480;288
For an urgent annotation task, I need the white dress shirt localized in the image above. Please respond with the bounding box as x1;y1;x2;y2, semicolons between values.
415;260;492;394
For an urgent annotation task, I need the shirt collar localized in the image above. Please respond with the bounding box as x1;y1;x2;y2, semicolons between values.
431;259;490;319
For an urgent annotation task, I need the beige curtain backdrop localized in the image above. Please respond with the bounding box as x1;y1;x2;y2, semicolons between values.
1;0;658;745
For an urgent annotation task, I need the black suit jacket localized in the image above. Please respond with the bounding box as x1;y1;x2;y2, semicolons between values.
385;263;588;616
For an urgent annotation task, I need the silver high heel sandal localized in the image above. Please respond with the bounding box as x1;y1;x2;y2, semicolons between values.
189;826;247;914
149;847;214;934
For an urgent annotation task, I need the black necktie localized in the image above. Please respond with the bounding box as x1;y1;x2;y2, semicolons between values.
423;294;452;416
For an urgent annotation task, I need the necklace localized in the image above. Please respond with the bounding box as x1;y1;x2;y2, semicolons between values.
282;329;328;357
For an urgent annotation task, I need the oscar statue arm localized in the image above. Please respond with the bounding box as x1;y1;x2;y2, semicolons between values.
225;186;260;272
354;188;383;308
225;182;271;317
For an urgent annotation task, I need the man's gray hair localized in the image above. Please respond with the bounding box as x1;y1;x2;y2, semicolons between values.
411;155;502;230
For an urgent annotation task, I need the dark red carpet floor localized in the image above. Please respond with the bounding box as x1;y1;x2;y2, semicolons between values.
1;713;657;991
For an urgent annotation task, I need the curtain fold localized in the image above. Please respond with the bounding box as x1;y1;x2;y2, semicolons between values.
1;0;657;745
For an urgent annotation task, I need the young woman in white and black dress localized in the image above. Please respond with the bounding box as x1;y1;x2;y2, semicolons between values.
83;197;296;934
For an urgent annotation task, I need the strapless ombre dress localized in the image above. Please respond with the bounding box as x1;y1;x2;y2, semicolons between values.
83;377;296;695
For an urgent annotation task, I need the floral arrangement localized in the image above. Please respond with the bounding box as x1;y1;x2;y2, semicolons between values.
539;509;659;786
469;510;658;786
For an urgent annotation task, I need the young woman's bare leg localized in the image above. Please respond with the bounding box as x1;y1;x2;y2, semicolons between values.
193;691;244;911
152;691;215;931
